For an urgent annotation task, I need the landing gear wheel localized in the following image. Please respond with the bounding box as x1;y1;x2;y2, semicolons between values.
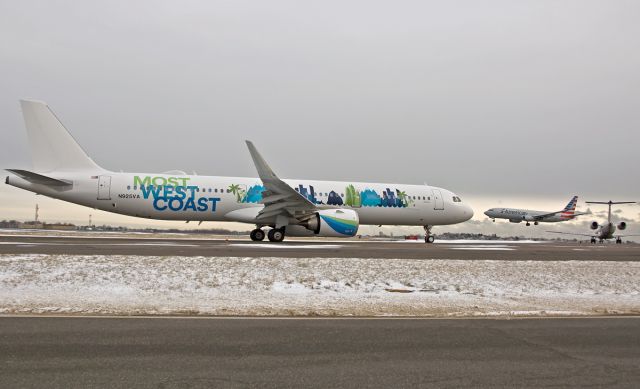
590;238;596;244
250;228;265;241
616;238;622;244
267;228;285;242
423;225;434;243
534;221;539;226
525;222;531;226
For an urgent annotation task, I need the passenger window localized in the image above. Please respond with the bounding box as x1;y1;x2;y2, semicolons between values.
127;186;131;190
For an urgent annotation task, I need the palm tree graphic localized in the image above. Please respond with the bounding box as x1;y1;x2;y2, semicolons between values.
228;184;245;202
397;190;411;207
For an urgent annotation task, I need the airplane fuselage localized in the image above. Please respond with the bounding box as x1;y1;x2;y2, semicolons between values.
6;171;473;228
594;222;616;240
484;208;573;223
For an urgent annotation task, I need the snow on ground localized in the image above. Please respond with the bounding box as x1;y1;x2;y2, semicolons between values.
1;254;639;317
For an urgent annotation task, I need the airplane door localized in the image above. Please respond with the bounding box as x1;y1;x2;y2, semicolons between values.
432;189;444;210
97;175;112;200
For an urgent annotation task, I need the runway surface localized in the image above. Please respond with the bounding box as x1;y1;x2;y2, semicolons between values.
1;316;639;388
1;233;639;260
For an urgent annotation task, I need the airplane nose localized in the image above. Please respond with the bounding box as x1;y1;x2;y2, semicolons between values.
483;210;489;216
461;204;474;221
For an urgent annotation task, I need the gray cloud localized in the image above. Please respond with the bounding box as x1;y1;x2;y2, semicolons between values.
1;1;639;231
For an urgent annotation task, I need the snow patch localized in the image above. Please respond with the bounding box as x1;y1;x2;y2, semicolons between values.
230;243;343;249
0;254;639;317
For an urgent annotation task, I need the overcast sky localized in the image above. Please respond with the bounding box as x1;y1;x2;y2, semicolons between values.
1;1;639;236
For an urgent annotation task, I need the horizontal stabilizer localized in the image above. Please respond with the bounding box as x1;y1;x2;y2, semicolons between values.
586;201;636;205
6;169;72;187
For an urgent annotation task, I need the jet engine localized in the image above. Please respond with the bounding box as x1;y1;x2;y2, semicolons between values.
300;209;359;237
618;222;627;230
590;221;599;230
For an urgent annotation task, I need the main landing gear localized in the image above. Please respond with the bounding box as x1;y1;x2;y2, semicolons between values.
267;228;285;242
424;225;435;243
250;227;285;242
616;237;623;244
250;228;266;241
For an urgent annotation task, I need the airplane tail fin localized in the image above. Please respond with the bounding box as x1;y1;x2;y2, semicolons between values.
560;195;578;217
19;100;103;173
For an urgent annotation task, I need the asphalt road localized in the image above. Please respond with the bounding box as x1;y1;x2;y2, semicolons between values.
1;233;639;260
1;317;639;388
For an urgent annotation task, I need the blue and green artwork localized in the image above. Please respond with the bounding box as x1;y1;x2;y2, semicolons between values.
296;185;323;204
244;185;265;203
327;191;343;206
230;182;412;208
360;189;381;207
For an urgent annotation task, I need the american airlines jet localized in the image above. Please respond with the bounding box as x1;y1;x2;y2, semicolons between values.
5;100;473;243
483;196;587;226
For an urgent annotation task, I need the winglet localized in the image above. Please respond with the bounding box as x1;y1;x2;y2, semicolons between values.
245;141;278;182
244;141;316;212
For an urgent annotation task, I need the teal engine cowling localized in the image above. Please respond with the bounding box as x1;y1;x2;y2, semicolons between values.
301;209;359;237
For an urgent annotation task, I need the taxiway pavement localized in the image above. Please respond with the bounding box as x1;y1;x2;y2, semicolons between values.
1;316;639;388
1;233;638;260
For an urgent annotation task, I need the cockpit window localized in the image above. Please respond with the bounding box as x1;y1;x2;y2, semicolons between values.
452;196;462;202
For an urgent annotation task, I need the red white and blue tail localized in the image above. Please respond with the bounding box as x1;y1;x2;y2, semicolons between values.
560;196;578;219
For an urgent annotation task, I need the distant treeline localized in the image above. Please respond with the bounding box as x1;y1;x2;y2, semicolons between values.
0;219;250;235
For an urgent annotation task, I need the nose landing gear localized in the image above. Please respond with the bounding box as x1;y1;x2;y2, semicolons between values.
424;225;435;243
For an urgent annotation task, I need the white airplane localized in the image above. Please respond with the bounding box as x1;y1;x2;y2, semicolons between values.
484;196;588;226
5;100;473;243
548;200;638;244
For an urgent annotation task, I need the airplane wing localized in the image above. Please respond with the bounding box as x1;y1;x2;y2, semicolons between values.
532;212;558;220
533;211;590;220
245;141;317;226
